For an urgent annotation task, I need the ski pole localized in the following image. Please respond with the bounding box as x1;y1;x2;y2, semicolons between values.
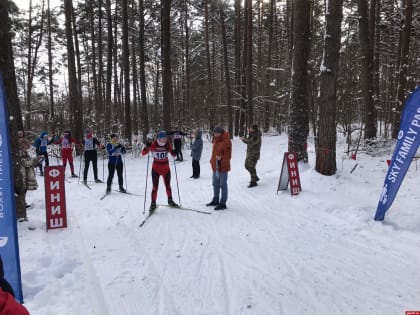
143;153;150;214
173;157;181;207
123;153;127;191
78;149;84;184
102;149;105;182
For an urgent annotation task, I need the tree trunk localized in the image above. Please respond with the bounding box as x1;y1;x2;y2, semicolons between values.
245;0;253;127
139;0;150;141
25;0;33;131
288;0;311;162
203;0;215;130
357;0;376;139
371;0;381;135
315;0;344;175
47;0;54;132
161;0;173;131
219;2;233;138
97;0;104;132
239;0;249;136
234;0;241;136
122;0;131;141
393;0;413;138
183;0;191;128
89;0;99;129
0;1;26;219
71;2;83;108
105;0;112;131
64;0;83;140
263;0;275;132
131;0;138;135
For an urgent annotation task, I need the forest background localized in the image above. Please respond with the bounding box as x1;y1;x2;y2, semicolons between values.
0;0;418;218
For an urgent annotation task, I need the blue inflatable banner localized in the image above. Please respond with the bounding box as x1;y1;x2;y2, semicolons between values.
375;86;420;221
0;73;24;302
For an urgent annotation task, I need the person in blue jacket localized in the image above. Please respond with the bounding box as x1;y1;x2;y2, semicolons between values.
33;131;53;176
190;130;203;178
105;134;126;194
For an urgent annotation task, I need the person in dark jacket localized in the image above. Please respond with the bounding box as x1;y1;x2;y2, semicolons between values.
81;130;102;184
168;129;187;161
190;130;203;178
105;134;126;194
33;131;53;176
240;124;262;187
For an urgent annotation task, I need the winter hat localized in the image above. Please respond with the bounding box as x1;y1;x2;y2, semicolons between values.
213;126;224;134
40;131;48;138
251;124;258;131
110;133;118;139
157;131;167;139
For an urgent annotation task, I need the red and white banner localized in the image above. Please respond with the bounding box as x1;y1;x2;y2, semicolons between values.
44;166;67;230
286;152;302;195
278;152;302;195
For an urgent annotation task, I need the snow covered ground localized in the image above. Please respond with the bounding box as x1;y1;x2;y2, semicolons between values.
17;134;420;315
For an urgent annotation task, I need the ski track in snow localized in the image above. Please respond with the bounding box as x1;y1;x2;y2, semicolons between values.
19;135;420;314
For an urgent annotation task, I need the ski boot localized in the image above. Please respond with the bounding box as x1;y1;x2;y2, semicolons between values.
206;200;219;207
95;178;103;183
168;198;179;208
214;203;226;211
119;186;126;193
150;201;157;213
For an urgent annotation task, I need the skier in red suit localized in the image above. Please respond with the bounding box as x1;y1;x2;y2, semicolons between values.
0;256;30;315
142;131;179;212
55;130;79;177
0;289;30;315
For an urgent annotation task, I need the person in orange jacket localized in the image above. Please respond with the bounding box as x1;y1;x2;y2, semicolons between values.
206;126;232;210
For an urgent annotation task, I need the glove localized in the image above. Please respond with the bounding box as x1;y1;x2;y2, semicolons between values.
116;144;122;149
145;141;152;148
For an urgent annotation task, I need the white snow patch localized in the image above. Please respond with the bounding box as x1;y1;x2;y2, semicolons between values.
17;135;420;314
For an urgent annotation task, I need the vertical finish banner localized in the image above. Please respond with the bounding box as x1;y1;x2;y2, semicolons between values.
44;166;67;230
286;152;302;196
277;152;302;196
0;73;24;302
375;87;420;221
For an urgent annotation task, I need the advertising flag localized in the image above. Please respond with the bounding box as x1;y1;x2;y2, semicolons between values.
375;87;420;221
0;73;24;302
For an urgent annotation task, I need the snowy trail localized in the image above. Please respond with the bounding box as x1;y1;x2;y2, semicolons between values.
70;182;182;314
20;135;420;314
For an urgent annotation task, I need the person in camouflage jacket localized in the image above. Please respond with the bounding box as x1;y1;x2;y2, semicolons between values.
240;124;262;187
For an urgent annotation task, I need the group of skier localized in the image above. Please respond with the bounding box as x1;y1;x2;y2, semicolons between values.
26;123;262;213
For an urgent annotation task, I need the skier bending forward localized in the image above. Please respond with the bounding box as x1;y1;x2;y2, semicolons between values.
142;131;179;212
